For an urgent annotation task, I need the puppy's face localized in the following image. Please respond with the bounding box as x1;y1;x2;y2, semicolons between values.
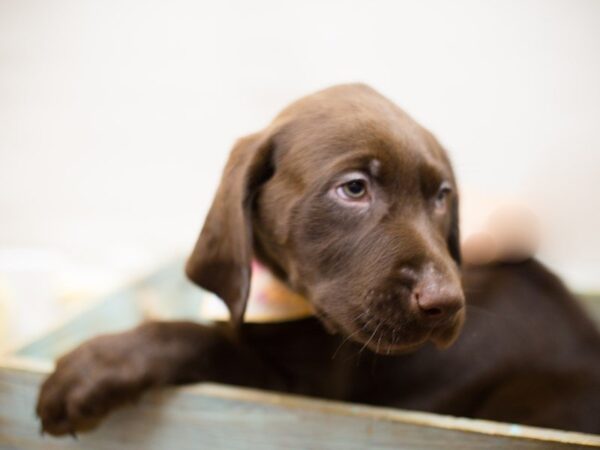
188;84;465;354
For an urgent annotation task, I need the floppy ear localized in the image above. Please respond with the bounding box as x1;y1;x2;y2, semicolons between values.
186;133;275;327
448;196;461;265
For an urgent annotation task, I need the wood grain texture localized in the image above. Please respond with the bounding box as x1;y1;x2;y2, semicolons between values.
1;359;599;450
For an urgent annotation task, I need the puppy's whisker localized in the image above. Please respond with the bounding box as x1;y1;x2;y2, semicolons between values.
360;321;382;354
332;327;363;360
340;315;377;363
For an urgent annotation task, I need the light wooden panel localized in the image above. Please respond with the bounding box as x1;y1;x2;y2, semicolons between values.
1;358;598;450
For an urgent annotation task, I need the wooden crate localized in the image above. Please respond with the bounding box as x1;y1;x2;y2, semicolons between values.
1;260;599;449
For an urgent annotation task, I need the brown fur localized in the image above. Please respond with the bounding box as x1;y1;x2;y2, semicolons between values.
37;85;600;436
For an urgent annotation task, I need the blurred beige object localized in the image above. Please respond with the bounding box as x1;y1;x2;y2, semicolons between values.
460;191;541;265
486;205;540;262
0;250;61;351
0;279;8;351
198;261;313;322
0;248;148;351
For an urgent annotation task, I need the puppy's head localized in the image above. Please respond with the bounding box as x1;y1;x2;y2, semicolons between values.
187;84;464;354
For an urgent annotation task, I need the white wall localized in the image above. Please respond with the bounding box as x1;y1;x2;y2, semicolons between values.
1;0;599;294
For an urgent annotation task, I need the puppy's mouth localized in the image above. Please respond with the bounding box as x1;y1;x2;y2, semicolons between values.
358;315;464;355
316;306;464;355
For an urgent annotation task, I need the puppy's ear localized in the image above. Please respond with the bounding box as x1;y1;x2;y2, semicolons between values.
186;133;275;327
448;197;461;265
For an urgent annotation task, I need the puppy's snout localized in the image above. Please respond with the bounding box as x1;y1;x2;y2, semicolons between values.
411;275;464;324
414;290;463;320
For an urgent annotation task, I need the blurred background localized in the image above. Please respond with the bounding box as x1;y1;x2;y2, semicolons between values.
1;0;599;349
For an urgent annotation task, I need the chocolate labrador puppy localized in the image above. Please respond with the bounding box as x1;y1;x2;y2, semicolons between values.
37;84;600;436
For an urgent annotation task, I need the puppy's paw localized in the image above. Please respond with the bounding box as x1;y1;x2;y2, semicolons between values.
36;334;151;436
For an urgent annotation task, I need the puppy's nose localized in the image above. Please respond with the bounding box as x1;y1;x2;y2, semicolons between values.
412;279;464;323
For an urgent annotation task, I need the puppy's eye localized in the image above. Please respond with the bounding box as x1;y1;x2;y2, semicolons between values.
333;173;371;205
435;182;452;211
341;180;367;199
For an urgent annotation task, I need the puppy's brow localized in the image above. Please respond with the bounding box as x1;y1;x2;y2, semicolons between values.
328;153;381;177
369;159;382;177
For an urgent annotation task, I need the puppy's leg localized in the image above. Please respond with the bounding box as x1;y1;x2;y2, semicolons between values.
36;321;281;436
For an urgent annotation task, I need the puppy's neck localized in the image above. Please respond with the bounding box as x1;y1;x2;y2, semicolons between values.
198;260;315;322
